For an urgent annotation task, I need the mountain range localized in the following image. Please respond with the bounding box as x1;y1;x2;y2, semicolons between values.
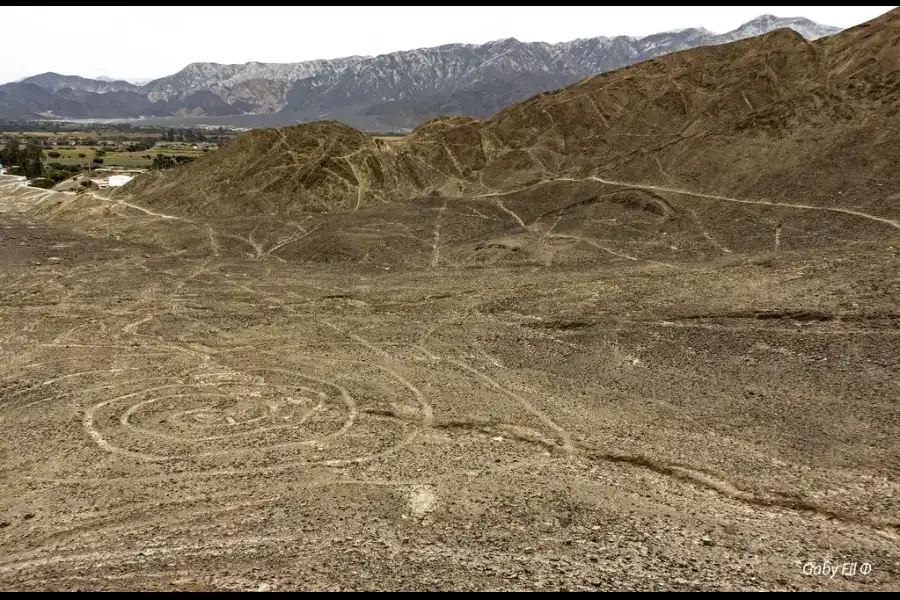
0;15;841;130
120;6;897;228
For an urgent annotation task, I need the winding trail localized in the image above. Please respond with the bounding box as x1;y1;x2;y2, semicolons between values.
87;191;188;222
472;176;900;231
430;201;447;268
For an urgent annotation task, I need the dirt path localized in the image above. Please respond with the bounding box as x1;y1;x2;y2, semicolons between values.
87;191;188;222
472;176;900;230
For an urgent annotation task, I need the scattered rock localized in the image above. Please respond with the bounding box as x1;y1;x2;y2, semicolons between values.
407;485;437;518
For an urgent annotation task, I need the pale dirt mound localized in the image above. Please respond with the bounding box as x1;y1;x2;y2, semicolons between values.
0;175;71;215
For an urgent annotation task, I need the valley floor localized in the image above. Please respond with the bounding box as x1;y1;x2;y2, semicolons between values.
0;204;898;591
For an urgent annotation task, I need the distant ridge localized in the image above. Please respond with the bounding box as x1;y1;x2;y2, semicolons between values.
124;6;899;236
0;14;843;129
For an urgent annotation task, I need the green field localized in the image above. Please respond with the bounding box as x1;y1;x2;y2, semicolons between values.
43;146;214;168
2;130;164;139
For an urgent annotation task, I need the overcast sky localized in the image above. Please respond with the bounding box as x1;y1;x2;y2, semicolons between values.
0;6;895;84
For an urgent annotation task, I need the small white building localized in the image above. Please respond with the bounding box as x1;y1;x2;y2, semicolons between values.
108;175;135;187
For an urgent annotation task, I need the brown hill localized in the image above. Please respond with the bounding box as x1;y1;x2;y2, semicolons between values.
106;8;900;266
586;8;900;218
128;9;896;209
124;121;437;217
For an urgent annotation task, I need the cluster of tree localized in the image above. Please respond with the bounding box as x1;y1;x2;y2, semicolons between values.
151;153;196;170
0;139;45;178
31;165;80;188
46;162;82;178
46;149;88;160
125;140;156;152
1;138;87;186
162;128;208;143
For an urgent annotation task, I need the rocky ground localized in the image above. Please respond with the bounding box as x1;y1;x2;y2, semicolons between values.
1;12;899;588
0;207;897;591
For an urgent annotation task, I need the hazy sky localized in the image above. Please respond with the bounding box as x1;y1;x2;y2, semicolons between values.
0;6;895;84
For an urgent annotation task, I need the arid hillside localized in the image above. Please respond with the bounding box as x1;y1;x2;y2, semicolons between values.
121;9;899;230
85;9;900;269
123;122;430;216
1;9;899;592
